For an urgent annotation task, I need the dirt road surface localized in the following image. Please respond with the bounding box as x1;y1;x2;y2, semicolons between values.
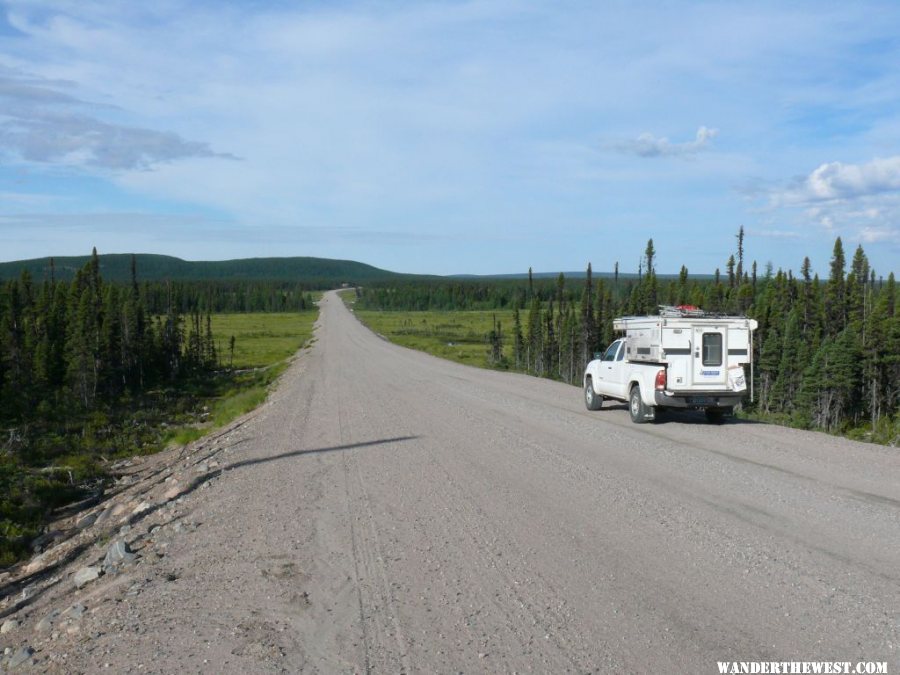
9;290;899;673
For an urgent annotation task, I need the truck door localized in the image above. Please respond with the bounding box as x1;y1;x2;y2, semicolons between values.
692;327;727;386
608;341;628;399
595;340;623;396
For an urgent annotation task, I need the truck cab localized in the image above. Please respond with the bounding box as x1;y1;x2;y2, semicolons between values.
584;339;666;423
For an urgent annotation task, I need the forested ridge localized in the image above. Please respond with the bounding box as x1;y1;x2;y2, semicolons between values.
0;253;411;284
358;232;899;445
0;250;315;567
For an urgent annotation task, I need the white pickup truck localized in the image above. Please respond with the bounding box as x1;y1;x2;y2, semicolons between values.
583;307;758;423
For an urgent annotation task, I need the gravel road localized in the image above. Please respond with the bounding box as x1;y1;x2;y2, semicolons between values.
35;290;900;673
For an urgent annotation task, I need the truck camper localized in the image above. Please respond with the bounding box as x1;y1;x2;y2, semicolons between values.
583;306;758;423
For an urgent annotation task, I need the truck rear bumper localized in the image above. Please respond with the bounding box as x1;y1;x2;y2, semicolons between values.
654;391;743;409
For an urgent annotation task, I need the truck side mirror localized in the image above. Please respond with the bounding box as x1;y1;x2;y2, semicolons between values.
593;352;603;360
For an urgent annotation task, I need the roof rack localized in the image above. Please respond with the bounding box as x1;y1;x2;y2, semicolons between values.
657;304;711;317
657;305;744;319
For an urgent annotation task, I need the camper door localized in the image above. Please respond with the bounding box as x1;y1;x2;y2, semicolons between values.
693;326;727;386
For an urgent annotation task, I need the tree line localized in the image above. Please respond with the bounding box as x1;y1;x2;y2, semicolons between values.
1;251;221;432
0;251;319;443
140;279;315;314
357;232;899;444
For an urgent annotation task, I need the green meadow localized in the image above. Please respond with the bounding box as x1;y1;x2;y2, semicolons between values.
344;295;515;369
211;310;319;368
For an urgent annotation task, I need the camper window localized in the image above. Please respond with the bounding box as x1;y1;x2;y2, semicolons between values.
702;333;723;366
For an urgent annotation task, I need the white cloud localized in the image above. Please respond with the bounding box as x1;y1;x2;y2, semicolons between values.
0;68;236;170
859;226;899;244
759;156;900;258
777;156;900;204
612;126;719;158
749;228;802;239
1;109;238;170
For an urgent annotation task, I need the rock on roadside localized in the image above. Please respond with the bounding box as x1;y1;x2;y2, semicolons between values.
3;645;35;669
103;540;136;573
35;609;61;633
73;566;102;589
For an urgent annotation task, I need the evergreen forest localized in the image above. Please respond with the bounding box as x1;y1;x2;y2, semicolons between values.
0;250;315;566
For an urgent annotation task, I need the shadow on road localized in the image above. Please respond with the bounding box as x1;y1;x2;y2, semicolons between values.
226;435;420;472
653;410;760;426
595;403;762;426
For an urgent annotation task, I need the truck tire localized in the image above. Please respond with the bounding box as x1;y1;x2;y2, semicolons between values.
584;377;603;410
629;385;649;423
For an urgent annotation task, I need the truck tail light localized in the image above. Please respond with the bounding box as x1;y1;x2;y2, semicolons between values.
655;368;667;390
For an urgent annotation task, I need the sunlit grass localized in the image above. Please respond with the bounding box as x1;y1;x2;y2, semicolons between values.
210;309;319;368
343;294;514;369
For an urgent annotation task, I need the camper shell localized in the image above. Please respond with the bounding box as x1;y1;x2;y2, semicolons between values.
613;306;757;392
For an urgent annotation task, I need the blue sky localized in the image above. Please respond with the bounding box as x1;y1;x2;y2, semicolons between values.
1;1;899;276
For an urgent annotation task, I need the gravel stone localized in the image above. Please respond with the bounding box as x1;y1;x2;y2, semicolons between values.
35;609;61;633
64;603;87;620
103;540;136;569
73;566;102;589
6;645;35;669
75;513;97;530
94;508;113;526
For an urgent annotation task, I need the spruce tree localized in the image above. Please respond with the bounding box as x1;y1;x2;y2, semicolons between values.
847;245;869;330
512;308;524;370
525;296;542;374
825;237;846;335
580;263;596;370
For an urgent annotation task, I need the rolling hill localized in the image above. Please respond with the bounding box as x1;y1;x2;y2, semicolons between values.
0;254;415;284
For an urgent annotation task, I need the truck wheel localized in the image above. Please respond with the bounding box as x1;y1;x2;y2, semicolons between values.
629;385;649;424
584;377;603;410
705;408;725;424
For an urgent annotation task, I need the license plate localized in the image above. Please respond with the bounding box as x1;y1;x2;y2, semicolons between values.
690;397;712;405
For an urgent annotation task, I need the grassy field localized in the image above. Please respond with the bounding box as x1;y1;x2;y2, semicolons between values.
211;311;319;368
344;295;515;369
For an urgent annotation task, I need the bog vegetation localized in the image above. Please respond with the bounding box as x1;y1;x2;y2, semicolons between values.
349;309;517;368
355;231;899;445
0;250;317;567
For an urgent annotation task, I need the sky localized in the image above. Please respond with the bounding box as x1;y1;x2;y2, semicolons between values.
1;1;899;277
